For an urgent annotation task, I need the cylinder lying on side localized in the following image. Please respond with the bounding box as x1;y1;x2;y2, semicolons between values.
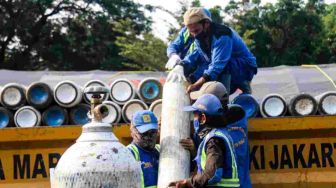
14;106;41;127
288;93;318;116
42;105;68;127
158;65;190;188
315;91;336;115
102;101;122;124
260;94;287;117
121;99;148;123
149;99;162;121
83;80;109;104
0;107;14;128
232;94;259;118
138;77;163;104
69;103;91;125
110;79;137;105
26;82;53;110
54;81;82;108
0;83;26;110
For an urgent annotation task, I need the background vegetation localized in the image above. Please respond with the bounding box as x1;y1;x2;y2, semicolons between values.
0;0;335;71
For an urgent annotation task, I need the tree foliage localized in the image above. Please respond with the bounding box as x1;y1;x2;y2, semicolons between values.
0;0;335;71
223;0;334;67
0;0;165;71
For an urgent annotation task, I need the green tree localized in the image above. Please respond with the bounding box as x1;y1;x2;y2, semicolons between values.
115;19;167;71
0;0;154;71
225;0;328;67
321;3;336;63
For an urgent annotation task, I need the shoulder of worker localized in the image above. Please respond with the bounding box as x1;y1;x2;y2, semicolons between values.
205;129;231;144
211;23;233;39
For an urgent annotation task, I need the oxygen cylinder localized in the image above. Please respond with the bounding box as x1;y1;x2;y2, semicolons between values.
121;99;148;123
260;94;287;117
51;86;142;188
54;81;82;108
102;101;122;124
0;107;14;128
315;91;336;115
110;79;136;105
26;82;53;109
138;77;163;104
232;94;259;118
83;80;109;104
149;99;162;120
69;103;90;125
158;65;190;187
14;106;41;127
0;83;26;110
288;93;318;116
42;105;68;127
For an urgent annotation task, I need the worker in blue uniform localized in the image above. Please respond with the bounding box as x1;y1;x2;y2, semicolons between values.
167;7;257;95
169;94;244;188
127;110;160;188
166;8;212;66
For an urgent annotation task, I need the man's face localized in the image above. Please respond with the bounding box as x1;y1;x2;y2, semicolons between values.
187;22;204;38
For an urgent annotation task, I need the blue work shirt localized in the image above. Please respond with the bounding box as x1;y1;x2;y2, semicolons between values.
182;23;257;85
166;27;195;59
127;143;160;188
226;115;252;188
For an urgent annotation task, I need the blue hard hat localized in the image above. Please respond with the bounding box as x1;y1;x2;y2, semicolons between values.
183;94;223;116
132;110;158;133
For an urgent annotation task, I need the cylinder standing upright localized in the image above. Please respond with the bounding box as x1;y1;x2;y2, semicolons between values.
158;65;190;187
51;86;142;188
26;82;53;109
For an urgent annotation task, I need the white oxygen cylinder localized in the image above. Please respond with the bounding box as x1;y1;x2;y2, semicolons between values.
158;65;190;187
14;106;41;127
54;81;82;108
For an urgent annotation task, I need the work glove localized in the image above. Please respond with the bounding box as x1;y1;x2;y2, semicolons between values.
166;65;186;83
165;54;181;70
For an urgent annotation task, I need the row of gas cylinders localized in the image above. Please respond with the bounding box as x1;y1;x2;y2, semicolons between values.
234;92;336;118
0;78;336;128
0;78;163;128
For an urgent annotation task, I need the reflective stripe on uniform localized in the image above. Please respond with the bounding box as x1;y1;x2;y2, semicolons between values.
183;30;190;44
201;131;239;187
127;144;160;188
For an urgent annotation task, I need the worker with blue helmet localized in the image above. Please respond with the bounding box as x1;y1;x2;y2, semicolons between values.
169;94;243;188
127;110;160;188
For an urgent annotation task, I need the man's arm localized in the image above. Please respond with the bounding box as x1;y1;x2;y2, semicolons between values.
167;27;189;57
187;137;225;188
